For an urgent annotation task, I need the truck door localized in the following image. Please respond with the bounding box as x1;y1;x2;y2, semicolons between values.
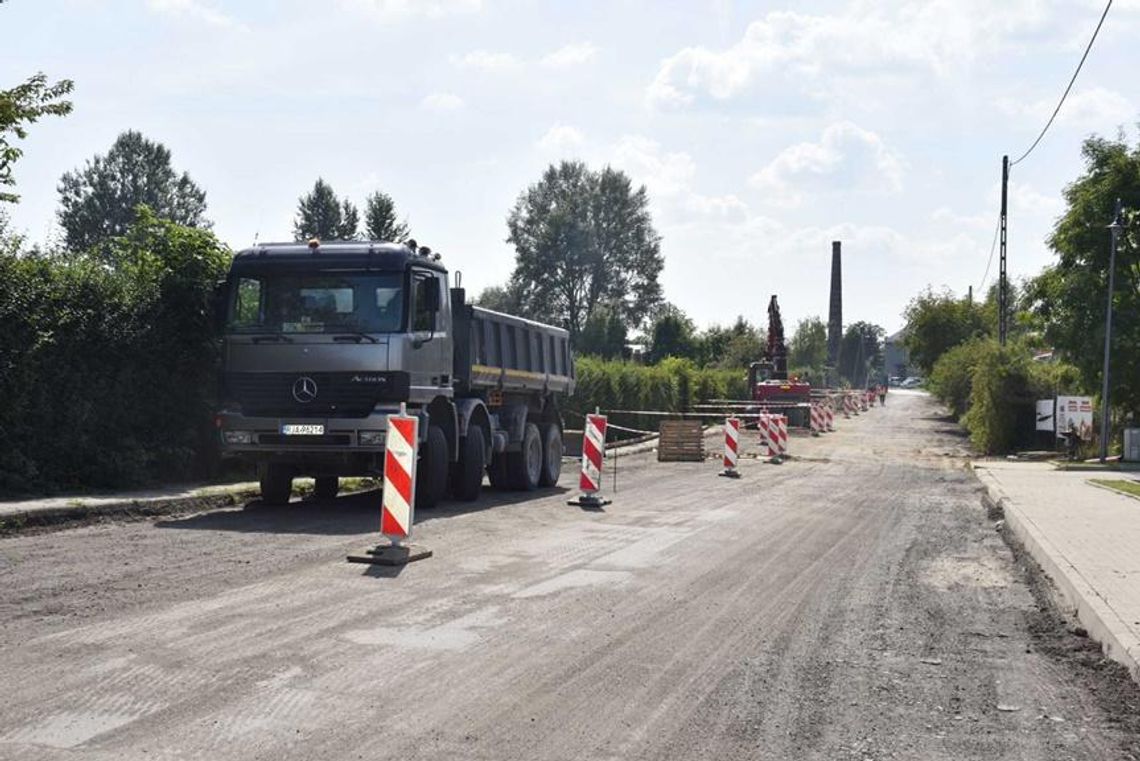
408;269;450;403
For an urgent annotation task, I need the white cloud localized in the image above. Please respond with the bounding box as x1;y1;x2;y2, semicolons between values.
342;0;483;22
1004;86;1136;130
537;124;586;154
540;42;597;68
749;122;904;207
147;0;237;27
451;50;520;72
420;92;464;111
609;135;747;222
646;1;1049;108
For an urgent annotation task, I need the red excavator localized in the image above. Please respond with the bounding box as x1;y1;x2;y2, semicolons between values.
748;295;811;423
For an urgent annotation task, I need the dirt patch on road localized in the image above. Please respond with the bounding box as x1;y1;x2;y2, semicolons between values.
998;513;1140;757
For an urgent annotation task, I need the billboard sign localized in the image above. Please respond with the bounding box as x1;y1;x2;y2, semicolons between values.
1035;399;1054;432
1056;396;1094;441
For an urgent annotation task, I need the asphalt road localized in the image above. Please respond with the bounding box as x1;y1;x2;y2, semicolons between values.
2;390;1138;760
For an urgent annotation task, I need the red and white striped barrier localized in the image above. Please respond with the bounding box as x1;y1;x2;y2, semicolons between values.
721;417;741;477
775;414;789;458
842;394;853;418
569;414;611;507
810;405;824;436
348;404;432;565
825;403;836;432
381;411;419;540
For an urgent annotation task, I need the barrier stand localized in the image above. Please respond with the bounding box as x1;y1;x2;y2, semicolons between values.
842;394;852;418
757;414;777;463
720;417;742;478
809;405;823;437
825;403;836;432
776;414;789;459
348;404;433;566
569;413;611;508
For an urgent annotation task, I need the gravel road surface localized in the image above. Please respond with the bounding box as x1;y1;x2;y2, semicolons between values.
2;390;1138;760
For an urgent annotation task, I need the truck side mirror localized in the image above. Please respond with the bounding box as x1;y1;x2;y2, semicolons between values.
425;277;441;313
212;280;228;332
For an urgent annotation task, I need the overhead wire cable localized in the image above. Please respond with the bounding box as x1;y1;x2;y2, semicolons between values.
979;215;1001;293
1009;0;1113;166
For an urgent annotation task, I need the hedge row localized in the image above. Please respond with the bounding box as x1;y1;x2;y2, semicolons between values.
927;338;1083;454
0;210;229;496
566;356;750;435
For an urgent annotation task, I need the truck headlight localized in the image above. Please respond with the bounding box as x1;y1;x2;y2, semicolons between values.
223;430;253;445
359;431;385;446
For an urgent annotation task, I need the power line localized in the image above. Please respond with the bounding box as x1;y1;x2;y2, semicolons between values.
1010;0;1113;166
979;214;1001;293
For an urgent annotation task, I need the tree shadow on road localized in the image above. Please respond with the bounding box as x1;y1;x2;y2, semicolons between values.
153;484;572;536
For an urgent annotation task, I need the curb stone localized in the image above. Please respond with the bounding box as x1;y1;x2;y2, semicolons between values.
971;463;1140;684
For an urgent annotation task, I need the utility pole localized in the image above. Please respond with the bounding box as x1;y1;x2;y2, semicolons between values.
1099;198;1124;463
999;155;1009;345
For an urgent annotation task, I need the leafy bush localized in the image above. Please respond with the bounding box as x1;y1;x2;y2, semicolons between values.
0;208;229;495
567;357;749;436
928;338;988;418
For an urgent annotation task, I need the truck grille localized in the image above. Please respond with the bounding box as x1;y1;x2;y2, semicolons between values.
225;372;409;418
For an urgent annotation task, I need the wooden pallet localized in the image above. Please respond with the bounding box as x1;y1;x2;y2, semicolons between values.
658;420;705;462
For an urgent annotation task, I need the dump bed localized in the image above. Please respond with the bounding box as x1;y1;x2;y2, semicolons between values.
451;290;575;396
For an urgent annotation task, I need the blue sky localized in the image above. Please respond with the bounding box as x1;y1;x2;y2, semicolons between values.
3;0;1138;334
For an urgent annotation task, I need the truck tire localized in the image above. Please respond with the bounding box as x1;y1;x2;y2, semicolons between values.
314;476;339;501
416;424;448;510
451;428;486;502
259;464;293;506
538;423;562;487
507;422;542;491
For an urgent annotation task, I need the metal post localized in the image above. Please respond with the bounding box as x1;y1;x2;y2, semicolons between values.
1100;199;1123;463
999;155;1009;345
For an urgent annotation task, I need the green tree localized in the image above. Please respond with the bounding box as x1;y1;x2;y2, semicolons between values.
646;304;696;363
1;42;74;204
364;190;410;242
1026;134;1140;417
839;321;885;387
578;302;628;359
506;161;663;339
474;281;529;316
293;178;346;241
339;199;359;240
788;316;828;371
902;287;989;374
57;131;209;252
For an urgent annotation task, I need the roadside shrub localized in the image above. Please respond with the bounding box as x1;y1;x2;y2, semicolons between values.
928;338;988;418
567;357;751;436
961;342;1034;455
0;208;230;495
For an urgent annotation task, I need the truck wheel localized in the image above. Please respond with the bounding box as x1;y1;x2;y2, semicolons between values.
538;423;562;487
507;422;542;491
451;428;486;502
415;425;448;510
314;476;339;501
259;464;293;506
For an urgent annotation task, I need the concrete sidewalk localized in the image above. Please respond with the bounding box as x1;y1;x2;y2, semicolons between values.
973;460;1140;682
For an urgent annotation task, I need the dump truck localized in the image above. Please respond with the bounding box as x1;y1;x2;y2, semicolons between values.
215;240;575;508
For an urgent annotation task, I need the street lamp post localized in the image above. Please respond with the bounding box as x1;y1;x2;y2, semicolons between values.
1099;198;1124;463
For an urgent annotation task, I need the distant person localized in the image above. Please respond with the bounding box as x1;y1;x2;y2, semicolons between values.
1063;420;1080;461
879;385;886;406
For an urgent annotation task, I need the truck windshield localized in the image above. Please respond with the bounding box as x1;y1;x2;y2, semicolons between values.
227;271;403;334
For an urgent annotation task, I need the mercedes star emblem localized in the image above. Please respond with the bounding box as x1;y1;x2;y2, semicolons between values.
292;376;318;403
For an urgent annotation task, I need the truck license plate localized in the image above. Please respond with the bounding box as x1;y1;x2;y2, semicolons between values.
281;424;324;436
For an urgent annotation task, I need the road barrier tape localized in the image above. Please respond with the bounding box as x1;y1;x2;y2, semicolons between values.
380;410;419;541
722;417;741;477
